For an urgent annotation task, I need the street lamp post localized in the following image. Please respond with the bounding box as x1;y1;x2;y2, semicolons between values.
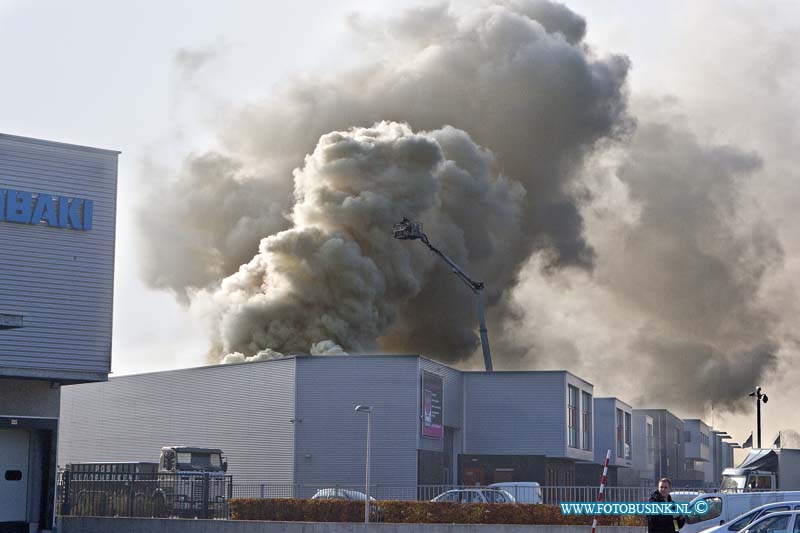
392;217;493;371
354;405;372;523
749;387;768;448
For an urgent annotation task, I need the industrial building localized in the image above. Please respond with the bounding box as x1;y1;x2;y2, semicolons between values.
58;355;601;496
575;398;633;486
0;133;118;531
57;354;738;496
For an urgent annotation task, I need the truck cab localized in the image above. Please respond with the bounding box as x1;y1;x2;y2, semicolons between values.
158;446;227;474
721;468;777;492
154;446;230;518
719;449;800;492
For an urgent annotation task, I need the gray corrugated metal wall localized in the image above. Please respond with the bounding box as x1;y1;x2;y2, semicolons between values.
594;399;617;463
463;372;567;456
0;379;60;417
0;134;117;380
58;359;296;482
294;356;419;489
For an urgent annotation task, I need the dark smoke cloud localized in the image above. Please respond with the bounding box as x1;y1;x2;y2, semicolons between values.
139;0;630;298
139;0;630;362
195;121;524;361
137;1;793;418
497;104;785;416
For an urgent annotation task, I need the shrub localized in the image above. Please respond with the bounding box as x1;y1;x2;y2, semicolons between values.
230;499;647;525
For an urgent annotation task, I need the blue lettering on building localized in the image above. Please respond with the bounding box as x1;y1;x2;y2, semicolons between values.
0;188;93;230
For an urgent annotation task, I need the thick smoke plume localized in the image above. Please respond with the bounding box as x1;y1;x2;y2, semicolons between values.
197;121;523;361
138;1;793;417
140;0;629;360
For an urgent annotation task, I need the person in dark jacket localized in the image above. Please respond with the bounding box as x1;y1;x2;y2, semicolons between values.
648;478;686;533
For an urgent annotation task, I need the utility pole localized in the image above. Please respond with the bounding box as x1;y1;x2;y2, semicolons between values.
749;387;768;448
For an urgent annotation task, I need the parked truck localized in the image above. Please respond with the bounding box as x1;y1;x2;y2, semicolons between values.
721;448;800;491
61;445;231;518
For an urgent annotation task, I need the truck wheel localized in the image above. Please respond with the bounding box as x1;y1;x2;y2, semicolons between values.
133;492;147;516
151;494;168;518
76;490;91;516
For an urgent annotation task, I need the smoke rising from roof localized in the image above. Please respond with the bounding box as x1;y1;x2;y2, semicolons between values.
137;1;793;417
194;121;524;361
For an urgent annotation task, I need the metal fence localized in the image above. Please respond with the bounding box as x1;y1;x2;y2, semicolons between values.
57;475;716;519
58;471;232;519
227;483;714;503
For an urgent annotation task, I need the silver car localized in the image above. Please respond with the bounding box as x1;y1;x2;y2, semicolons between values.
741;511;800;533
432;488;516;504
699;502;800;533
311;488;376;501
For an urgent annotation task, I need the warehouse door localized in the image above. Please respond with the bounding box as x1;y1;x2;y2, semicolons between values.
0;429;30;521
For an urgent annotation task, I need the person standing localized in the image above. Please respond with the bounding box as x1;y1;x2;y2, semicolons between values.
648;478;686;533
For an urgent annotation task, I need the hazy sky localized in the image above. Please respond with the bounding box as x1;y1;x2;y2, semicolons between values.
3;0;798;459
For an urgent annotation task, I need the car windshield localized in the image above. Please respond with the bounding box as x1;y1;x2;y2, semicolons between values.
721;476;747;492
176;452;223;471
748;514;789;533
729;510;761;531
435;491;459;502
486;490;513;503
686;497;722;524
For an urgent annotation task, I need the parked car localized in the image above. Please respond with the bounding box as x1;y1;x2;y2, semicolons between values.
488;482;542;504
740;511;800;533
684;491;800;533
311;488;376;501
697;501;800;533
432;488;516;504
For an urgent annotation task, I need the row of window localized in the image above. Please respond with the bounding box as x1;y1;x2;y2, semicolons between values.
616;408;632;459
567;386;592;451
567;386;634;458
684;431;711;446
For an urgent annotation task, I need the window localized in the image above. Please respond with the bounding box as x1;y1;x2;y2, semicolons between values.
686;497;722;524
750;514;789;533
647;422;655;464
625;412;632;459
568;385;579;448
675;427;681;444
486;490;511;503
582;391;592;451
753;475;775;490
759;507;790;520
616;409;624;458
547;467;557;486
727;509;761;531
685;430;692;443
466;491;482;504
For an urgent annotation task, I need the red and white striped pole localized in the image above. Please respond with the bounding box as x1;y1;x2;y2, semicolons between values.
591;450;611;533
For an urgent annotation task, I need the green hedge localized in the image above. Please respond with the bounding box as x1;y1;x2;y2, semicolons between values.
230;499;647;525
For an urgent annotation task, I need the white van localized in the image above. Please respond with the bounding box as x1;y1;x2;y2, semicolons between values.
683;492;800;533
488;482;543;504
